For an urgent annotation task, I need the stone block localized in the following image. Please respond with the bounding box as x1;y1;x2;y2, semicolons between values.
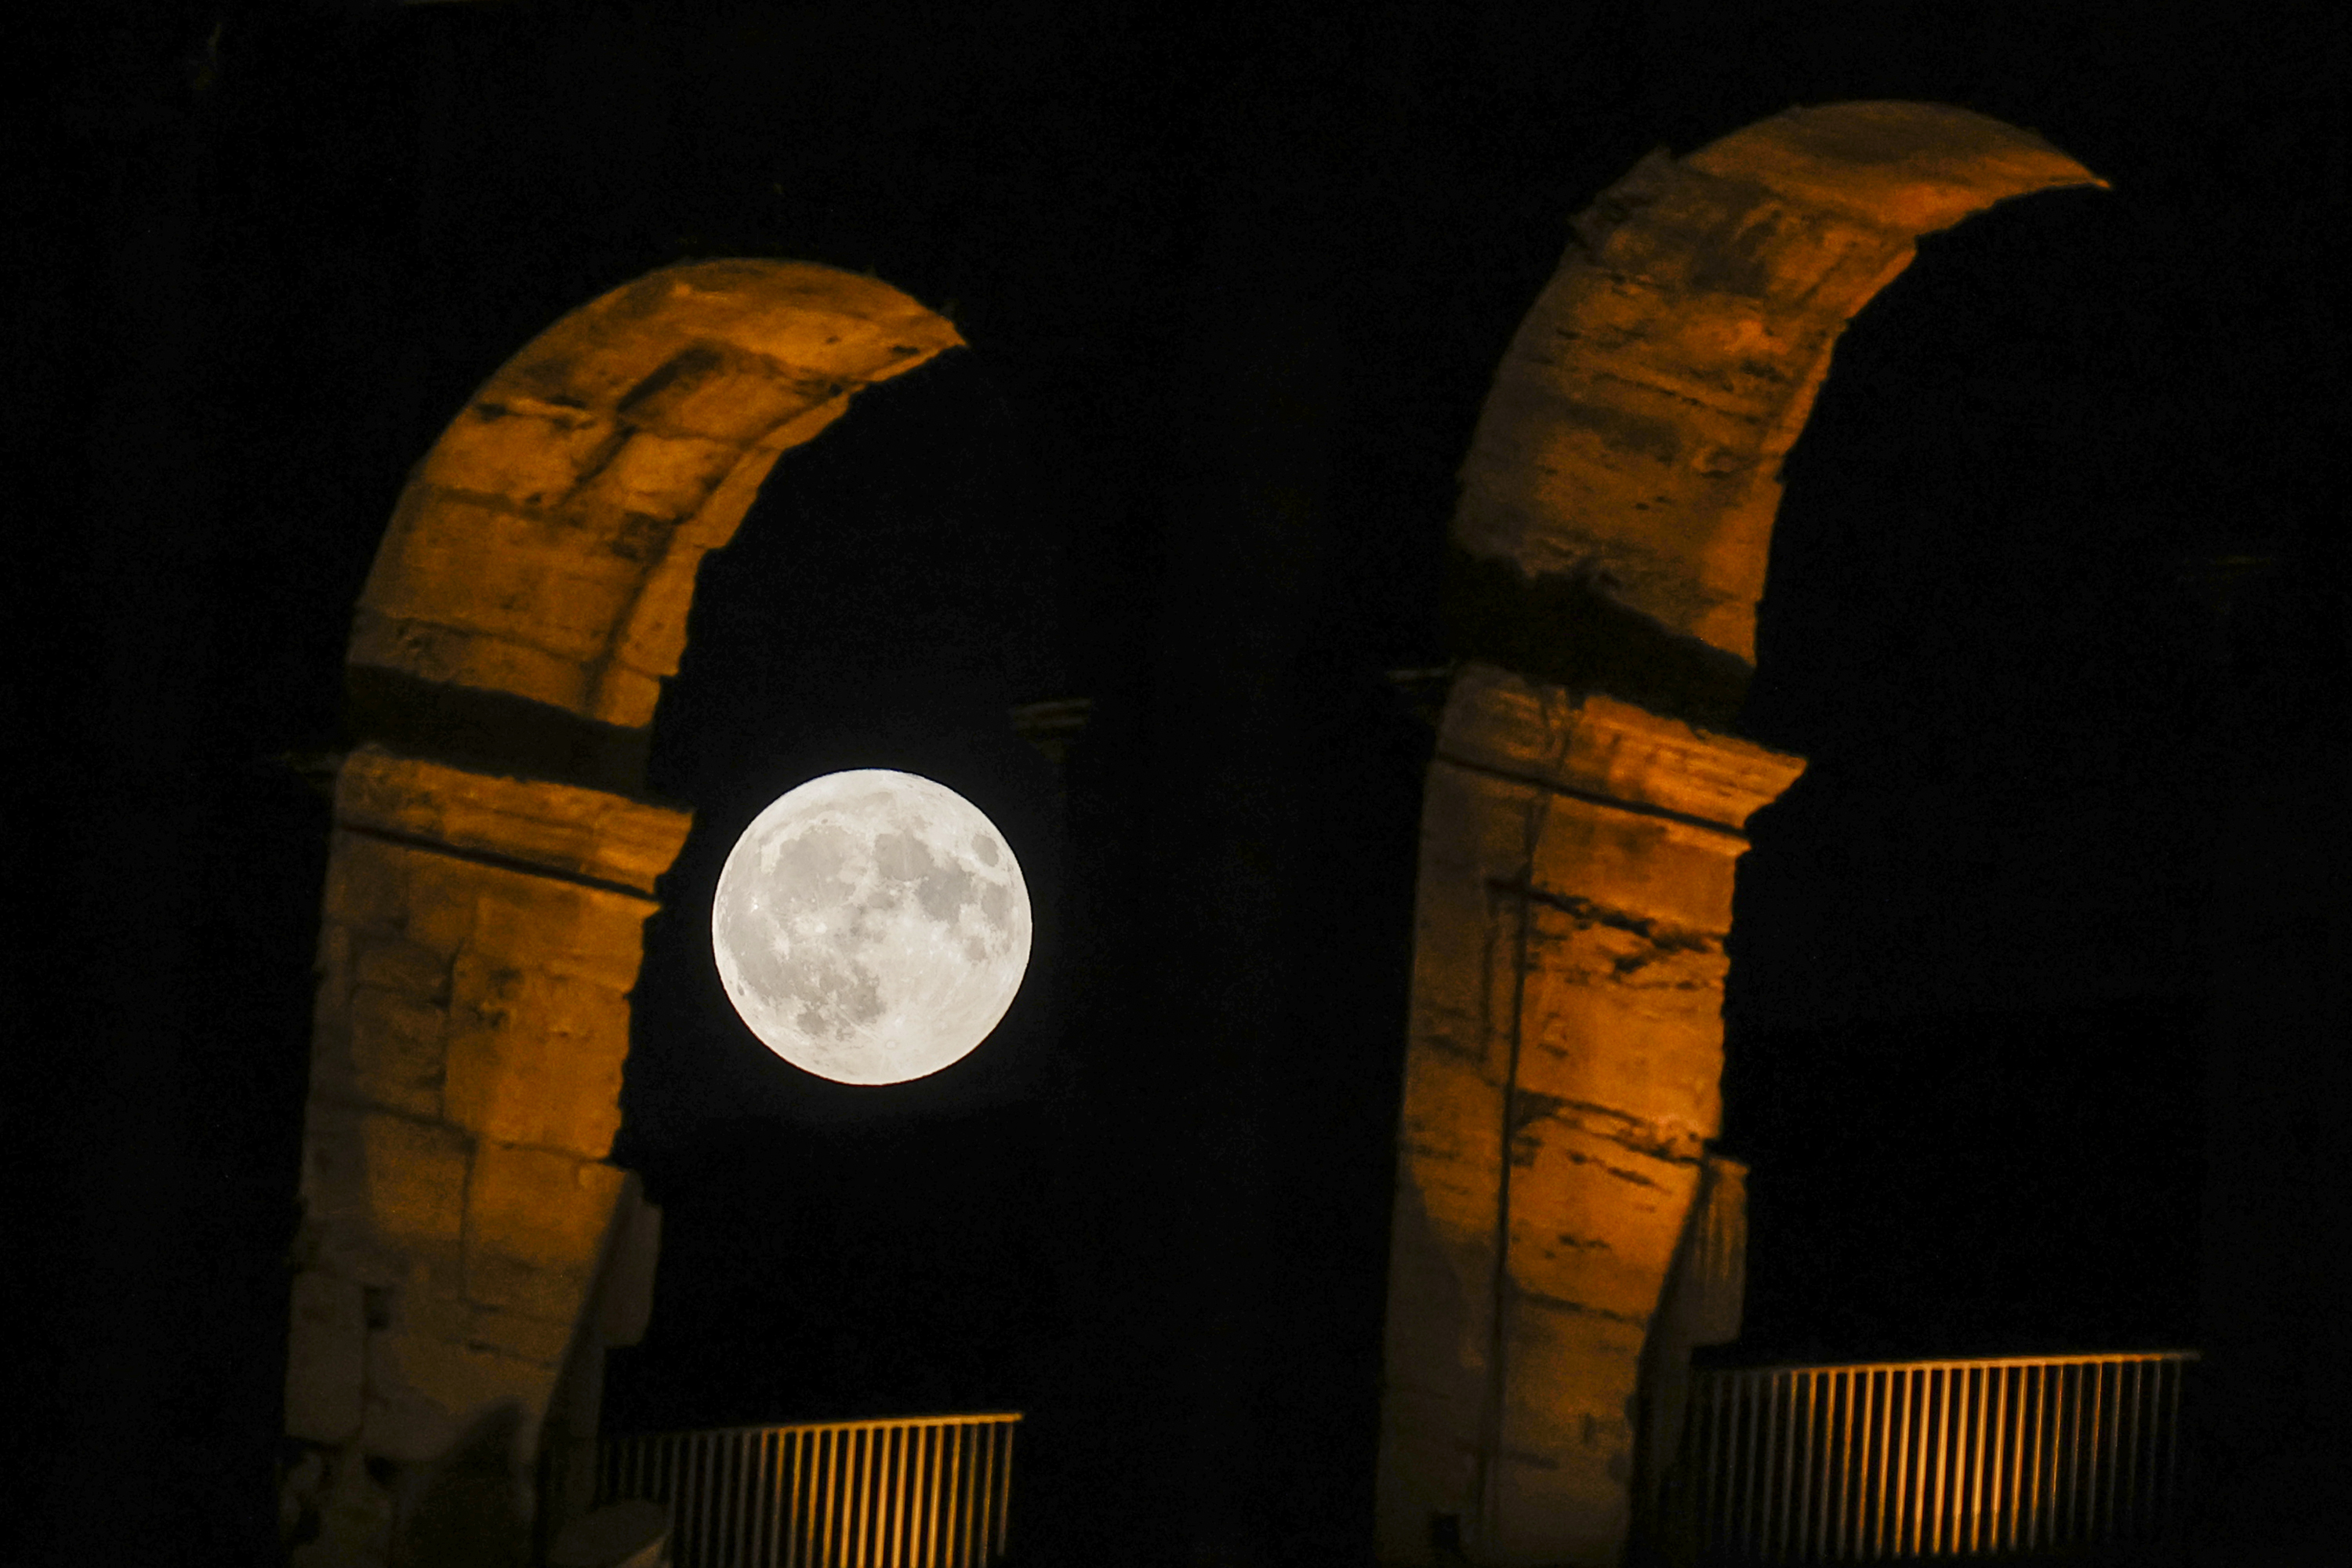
1528;800;1744;935
1439;666;1804;837
1410;761;1536;1077
361;1327;557;1466
442;956;627;1159
314;983;448;1120
1507;1109;1701;1325
335;747;691;904
412;398;624;514
300;1102;470;1290
595;1185;661;1348
1493;1299;1643;1567
1516;900;1728;1138
285;1270;366;1444
464;1142;626;1321
321;834;478;957
556;428;743;542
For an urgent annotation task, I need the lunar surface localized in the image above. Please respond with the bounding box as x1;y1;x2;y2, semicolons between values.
711;769;1031;1084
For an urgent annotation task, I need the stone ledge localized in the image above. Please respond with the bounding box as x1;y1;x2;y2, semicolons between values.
1439;662;1803;835
334;745;691;896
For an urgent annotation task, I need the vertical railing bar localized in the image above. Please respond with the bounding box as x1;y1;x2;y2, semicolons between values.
1918;1366;1939;1558
899;1423;916;1568
1795;1369;1814;1563
1781;1369;1798;1565
1951;1365;1968;1557
1886;1370;1907;1559
734;1439;753;1568
2120;1360;2140;1541
865;1425;884;1568
2098;1363;2117;1542
1832;1367;1849;1562
997;1422;1015;1559
906;1422;921;1568
2167;1356;2187;1546
947;1422;967;1568
1988;1365;2008;1553
2021;1362;2041;1552
808;1428;825;1568
911;1421;927;1568
694;1432;707;1568
982;1423;1002;1566
2059;1360;2076;1548
1871;1369;1889;1561
1752;1372;1767;1563
1849;1368;1865;1562
1975;1363;1990;1552
1834;1369;1851;1563
857;1425;877;1568
1743;1372;1760;1561
1969;1363;1988;1555
1788;1368;1804;1565
884;1425;902;1568
1758;1371;1778;1561
996;1418;1011;1561
2129;1357;2145;1540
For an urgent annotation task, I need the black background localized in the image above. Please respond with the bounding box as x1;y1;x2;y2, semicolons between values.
12;1;2342;1563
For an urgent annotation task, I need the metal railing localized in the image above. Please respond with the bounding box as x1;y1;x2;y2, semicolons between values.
593;1413;1022;1568
1670;1352;2197;1561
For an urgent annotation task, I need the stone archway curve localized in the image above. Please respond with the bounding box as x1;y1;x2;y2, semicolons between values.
1378;102;2104;1568
281;260;962;1565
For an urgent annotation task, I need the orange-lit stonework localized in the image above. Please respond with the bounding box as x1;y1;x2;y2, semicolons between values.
1376;104;2102;1566
281;262;961;1566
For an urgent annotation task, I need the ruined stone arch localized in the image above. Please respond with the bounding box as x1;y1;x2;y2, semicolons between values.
281;260;963;1564
1376;103;2103;1567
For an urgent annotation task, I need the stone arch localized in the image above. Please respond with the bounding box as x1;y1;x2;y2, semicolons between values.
1377;103;2103;1566
280;260;963;1566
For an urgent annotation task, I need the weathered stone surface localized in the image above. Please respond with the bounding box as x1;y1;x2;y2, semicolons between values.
594;1182;662;1348
463;1141;628;1322
286;1271;368;1444
442;956;629;1158
1441;663;1805;836
299;1103;470;1291
350;259;961;727
1488;1302;1646;1566
1451;103;2103;666
1515;898;1729;1142
361;1327;556;1466
1379;669;1800;1568
1507;1111;1703;1329
334;746;692;898
1382;105;2095;1563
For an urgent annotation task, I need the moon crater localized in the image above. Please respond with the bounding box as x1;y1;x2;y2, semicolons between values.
713;770;1030;1084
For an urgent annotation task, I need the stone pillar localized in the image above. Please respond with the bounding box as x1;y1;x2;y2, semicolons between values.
1375;664;1799;1567
279;747;690;1568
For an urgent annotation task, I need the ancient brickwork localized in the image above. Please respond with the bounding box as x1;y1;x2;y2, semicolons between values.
350;260;963;729
283;261;964;1565
1379;104;2102;1566
1453;103;2101;668
1378;666;1801;1565
283;750;688;1564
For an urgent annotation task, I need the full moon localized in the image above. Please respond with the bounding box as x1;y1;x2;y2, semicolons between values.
710;770;1031;1085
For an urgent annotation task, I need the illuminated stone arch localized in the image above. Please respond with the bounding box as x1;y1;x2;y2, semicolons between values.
280;260;962;1564
1377;103;2103;1567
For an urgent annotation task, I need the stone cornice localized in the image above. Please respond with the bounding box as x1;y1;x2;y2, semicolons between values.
333;746;694;898
1437;662;1805;836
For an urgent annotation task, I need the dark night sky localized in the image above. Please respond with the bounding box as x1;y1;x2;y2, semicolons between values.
13;1;2343;1562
